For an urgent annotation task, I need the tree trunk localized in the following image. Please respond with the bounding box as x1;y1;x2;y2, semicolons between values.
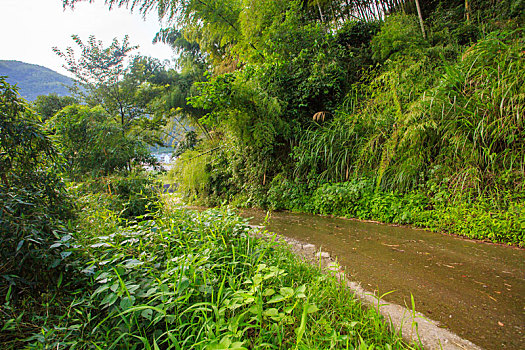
465;0;471;22
414;0;426;39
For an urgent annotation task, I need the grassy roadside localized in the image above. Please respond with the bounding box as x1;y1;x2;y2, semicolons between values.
263;178;525;247
2;199;418;349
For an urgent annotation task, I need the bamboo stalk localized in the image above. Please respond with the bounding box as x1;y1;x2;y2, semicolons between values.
414;0;426;39
317;0;325;22
357;3;367;21
379;0;388;20
373;0;382;20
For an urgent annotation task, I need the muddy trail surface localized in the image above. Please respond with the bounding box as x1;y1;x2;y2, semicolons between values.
239;209;525;350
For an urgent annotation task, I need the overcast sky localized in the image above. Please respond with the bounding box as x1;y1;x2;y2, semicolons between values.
0;0;174;76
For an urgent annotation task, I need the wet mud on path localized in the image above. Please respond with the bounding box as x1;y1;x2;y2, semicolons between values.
240;209;525;350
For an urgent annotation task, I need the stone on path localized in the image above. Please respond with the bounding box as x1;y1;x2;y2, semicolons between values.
315;251;331;259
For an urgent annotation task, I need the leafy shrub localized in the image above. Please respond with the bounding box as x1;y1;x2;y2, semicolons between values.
337;21;380;49
416;200;525;245
304;179;523;244
72;173;162;220
33;93;77;121
371;14;428;61
169;148;211;201
308;178;425;224
170;139;274;208
0;77;72;290
48;104;157;178
111;173;162;219
267;174;312;211
309;179;374;217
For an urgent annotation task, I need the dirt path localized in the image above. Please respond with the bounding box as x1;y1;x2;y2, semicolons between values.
250;224;483;350
240;209;525;350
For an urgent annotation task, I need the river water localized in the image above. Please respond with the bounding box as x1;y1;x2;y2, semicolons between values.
239;209;525;350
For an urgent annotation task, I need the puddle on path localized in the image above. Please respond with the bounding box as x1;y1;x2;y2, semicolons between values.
240;209;525;350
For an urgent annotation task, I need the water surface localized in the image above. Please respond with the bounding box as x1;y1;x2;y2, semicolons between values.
240;209;525;350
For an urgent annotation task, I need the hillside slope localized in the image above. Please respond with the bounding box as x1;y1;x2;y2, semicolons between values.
0;60;73;101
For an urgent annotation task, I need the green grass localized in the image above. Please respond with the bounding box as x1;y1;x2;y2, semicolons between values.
3;206;417;349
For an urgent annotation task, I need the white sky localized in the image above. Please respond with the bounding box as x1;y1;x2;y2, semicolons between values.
0;0;175;76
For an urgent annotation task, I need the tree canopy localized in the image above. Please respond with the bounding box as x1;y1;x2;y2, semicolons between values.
53;35;167;143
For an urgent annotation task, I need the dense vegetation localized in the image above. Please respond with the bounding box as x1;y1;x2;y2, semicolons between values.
1;0;523;348
1;79;412;348
0;61;73;101
0;19;415;349
131;0;522;246
0;77;72;293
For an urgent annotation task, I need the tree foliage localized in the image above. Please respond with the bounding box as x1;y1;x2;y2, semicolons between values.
53;35;166;142
48;104;157;178
0;77;71;287
33;93;78;121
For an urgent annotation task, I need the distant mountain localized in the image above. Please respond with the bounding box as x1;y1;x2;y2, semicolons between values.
0;60;74;101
